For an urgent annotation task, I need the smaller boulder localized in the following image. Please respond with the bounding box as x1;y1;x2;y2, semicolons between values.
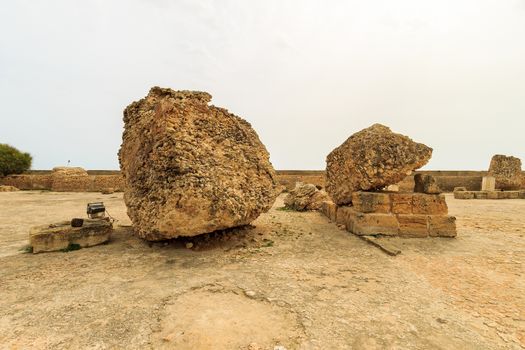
414;174;441;194
101;188;115;195
488;155;522;190
284;182;330;211
0;185;19;192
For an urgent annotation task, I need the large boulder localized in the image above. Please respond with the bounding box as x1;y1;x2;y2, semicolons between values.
326;124;432;205
284;182;330;211
488;155;522;190
118;87;278;240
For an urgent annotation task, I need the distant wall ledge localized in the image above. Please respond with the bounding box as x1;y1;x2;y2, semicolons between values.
454;190;525;200
1;170;525;192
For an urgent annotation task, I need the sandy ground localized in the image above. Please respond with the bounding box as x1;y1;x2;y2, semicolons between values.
0;191;524;349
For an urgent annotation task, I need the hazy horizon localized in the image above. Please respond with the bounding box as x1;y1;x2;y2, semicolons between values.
1;0;524;171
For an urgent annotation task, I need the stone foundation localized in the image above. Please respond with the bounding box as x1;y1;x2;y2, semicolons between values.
454;190;525;200
321;191;456;238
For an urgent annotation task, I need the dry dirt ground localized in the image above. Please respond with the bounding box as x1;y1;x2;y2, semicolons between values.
0;191;524;349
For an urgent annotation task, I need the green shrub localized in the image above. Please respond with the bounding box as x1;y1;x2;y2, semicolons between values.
0;144;32;176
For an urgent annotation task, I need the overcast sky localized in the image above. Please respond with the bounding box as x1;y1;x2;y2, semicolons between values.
1;0;524;170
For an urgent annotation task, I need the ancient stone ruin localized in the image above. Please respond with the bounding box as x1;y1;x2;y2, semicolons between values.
322;124;456;238
454;155;525;200
326;123;432;205
119;87;279;240
284;182;330;211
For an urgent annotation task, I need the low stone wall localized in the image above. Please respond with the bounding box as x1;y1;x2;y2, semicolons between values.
1;170;524;192
0;174;124;192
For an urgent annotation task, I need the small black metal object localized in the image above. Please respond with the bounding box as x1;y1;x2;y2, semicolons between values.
71;218;84;227
87;202;106;219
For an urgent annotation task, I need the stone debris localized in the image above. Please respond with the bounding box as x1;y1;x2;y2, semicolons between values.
283;182;330;211
119;87;279;240
29;219;112;253
488;155;522;190
0;185;19;192
414;174;441;194
326;124;432;205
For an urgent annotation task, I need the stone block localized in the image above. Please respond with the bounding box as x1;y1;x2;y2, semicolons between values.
474;191;488;199
454;191;474;199
397;214;429;238
336;206;355;228
390;193;413;214
348;210;399;236
481;176;496;191
320;201;337;222
519;190;525;199
30;219;112;253
487;191;499;199
497;191;509;199
428;215;457;237
412;193;448;215
508;191;520;199
351;191;391;214
453;187;467;192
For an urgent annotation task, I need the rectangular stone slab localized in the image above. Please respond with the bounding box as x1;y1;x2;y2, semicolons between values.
30;219;112;253
397;214;429;238
411;193;448;215
428;215;457;237
351;192;391;213
339;207;399;236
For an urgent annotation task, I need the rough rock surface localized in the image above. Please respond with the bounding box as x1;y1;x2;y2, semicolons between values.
326;124;433;205
414;174;441;194
488;155;522;190
119;87;278;240
283;182;330;211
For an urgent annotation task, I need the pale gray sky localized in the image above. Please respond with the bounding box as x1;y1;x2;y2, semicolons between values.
1;0;524;170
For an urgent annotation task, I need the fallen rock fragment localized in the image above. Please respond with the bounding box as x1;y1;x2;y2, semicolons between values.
119;87;278;240
29;219;112;253
414;174;441;194
0;185;19;192
488;155;522;190
326;124;432;205
283;182;330;211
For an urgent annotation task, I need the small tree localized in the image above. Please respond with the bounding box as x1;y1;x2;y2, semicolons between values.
0;144;32;176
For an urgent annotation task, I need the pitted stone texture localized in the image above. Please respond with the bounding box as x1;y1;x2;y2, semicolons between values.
284;182;330;211
326;124;432;205
488;155;522;190
119;87;278;240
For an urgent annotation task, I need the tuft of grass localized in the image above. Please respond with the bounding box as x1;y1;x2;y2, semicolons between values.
262;239;274;247
61;243;81;252
276;206;295;212
20;245;33;253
